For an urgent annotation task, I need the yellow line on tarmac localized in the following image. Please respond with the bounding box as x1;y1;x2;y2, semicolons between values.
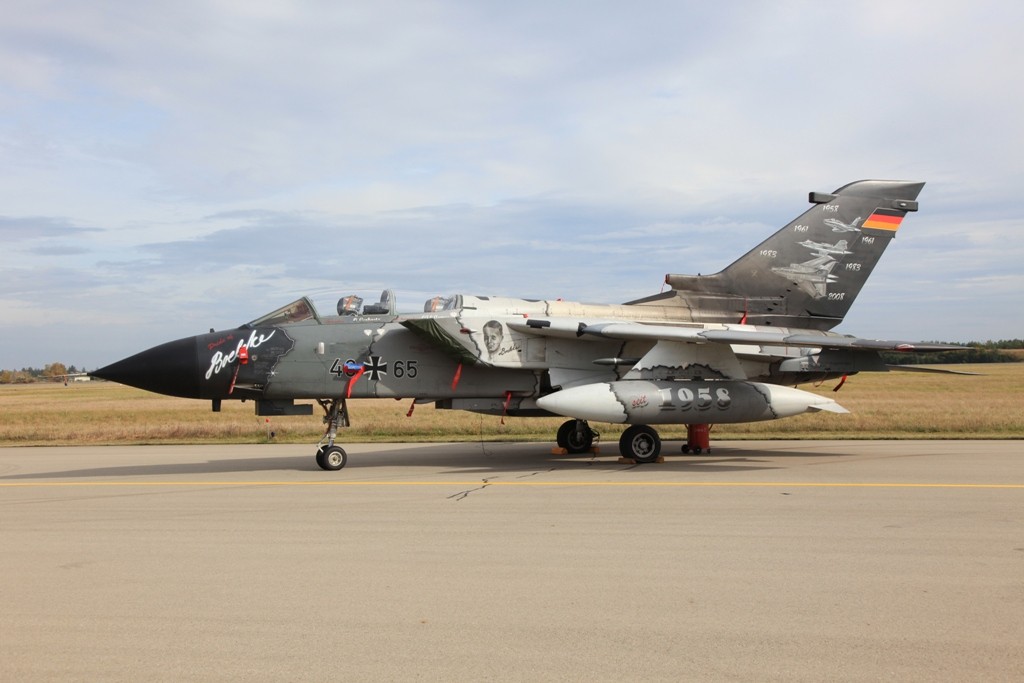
1;481;1022;489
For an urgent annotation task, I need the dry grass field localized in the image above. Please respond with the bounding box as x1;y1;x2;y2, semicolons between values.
1;363;1021;446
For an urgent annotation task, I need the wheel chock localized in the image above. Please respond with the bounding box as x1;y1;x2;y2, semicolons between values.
617;456;665;464
552;447;601;455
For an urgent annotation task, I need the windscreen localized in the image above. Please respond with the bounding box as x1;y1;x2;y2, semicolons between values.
246;297;321;327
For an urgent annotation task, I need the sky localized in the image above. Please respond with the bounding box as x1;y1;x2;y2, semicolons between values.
2;0;1022;370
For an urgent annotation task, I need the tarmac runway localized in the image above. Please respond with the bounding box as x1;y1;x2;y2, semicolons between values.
1;440;1022;681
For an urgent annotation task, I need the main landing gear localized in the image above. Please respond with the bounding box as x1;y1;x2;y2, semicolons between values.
615;423;712;463
555;419;597;454
554;419;665;464
619;425;662;463
315;398;350;471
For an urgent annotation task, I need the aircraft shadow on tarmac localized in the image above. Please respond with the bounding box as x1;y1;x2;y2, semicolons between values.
0;442;849;480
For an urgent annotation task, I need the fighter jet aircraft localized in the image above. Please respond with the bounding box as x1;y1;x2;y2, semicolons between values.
94;179;959;470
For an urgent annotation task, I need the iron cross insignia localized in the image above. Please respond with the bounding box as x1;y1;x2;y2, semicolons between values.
364;355;388;381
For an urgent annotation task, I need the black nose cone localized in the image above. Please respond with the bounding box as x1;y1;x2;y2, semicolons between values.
93;336;202;398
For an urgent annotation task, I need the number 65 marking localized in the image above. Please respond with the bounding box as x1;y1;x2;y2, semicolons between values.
393;360;418;378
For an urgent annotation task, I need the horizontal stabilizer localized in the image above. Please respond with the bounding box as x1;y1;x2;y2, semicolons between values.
886;365;982;376
807;401;850;414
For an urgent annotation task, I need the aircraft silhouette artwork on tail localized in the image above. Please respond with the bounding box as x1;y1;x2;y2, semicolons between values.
94;179;960;469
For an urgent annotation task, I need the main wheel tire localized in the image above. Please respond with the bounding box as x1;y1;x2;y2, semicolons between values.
619;425;661;463
318;445;348;471
555;420;573;449
557;419;594;454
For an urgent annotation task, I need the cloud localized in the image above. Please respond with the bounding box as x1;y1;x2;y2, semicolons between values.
1;1;1023;367
0;215;99;241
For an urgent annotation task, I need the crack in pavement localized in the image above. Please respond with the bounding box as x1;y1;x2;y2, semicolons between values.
516;468;557;479
447;478;493;501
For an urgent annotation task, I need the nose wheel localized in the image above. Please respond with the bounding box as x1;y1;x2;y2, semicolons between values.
316;445;348;471
315;397;351;470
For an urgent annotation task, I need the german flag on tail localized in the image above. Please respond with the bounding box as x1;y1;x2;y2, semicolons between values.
862;208;905;231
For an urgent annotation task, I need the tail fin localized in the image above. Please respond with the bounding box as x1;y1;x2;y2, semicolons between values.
634;179;924;330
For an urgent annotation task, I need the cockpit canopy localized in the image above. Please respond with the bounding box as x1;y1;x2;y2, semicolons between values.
246;297;321;327
245;289;399;328
245;290;539;328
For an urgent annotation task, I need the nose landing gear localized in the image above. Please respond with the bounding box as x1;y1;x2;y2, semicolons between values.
315;398;350;470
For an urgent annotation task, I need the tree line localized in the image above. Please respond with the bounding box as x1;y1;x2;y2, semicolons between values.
0;363;88;384
882;340;1023;365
